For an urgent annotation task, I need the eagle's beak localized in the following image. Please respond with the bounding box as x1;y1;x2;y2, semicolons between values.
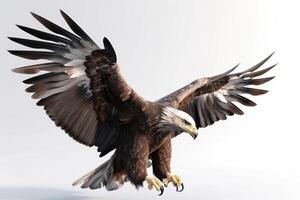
186;126;198;140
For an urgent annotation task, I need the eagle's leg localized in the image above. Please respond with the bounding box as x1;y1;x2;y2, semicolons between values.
151;135;184;192
125;134;164;195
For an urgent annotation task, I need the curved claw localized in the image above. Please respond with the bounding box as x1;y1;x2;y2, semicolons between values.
176;183;184;192
158;186;164;196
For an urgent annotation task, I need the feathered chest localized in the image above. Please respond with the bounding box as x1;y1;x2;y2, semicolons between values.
148;131;171;153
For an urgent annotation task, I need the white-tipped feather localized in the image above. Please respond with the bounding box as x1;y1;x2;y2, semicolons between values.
67;46;90;58
32;77;81;99
215;91;228;103
68;65;86;78
64;59;84;67
80;40;99;51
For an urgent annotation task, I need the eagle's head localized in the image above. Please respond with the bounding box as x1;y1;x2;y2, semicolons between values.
160;107;198;139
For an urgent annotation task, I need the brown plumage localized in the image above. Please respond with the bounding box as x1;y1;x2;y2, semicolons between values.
10;11;275;194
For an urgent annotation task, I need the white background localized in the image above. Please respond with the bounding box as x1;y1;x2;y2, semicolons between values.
0;0;299;200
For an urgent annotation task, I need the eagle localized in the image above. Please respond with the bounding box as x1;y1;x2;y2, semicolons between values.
9;11;275;195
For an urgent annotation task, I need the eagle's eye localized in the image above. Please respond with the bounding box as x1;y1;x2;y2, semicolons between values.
183;119;191;126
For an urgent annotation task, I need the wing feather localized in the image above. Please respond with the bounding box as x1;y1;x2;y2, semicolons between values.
60;10;97;46
8;50;69;63
8;37;69;54
30;12;82;47
12;62;66;74
16;24;72;45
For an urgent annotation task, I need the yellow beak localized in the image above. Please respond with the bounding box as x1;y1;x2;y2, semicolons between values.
186;126;198;140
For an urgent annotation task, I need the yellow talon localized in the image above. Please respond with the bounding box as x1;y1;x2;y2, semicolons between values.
165;174;184;192
145;176;164;195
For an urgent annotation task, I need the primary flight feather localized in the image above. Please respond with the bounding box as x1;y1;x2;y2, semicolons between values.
10;10;275;195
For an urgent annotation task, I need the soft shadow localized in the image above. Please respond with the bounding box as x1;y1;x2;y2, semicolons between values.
0;187;99;200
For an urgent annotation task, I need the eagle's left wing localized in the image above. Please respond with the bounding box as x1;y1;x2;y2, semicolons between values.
157;53;276;128
9;11;146;157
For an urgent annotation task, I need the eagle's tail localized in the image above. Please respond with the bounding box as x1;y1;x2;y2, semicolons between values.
72;156;122;191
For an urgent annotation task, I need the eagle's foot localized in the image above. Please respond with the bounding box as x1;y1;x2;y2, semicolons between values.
145;176;164;195
164;174;184;192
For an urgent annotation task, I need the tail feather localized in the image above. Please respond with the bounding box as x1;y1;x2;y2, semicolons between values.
73;158;153;191
72;156;122;191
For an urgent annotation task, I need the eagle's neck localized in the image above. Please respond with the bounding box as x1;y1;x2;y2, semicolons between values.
153;107;181;134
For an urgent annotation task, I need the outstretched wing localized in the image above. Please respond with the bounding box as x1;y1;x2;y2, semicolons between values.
157;53;275;128
10;11;144;156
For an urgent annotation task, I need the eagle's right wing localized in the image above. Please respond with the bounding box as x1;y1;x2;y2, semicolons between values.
10;11;144;156
157;53;275;129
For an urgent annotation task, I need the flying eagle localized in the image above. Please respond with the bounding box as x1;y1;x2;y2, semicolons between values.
9;11;275;195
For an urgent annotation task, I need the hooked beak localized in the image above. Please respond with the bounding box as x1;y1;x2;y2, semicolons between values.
186;126;198;140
